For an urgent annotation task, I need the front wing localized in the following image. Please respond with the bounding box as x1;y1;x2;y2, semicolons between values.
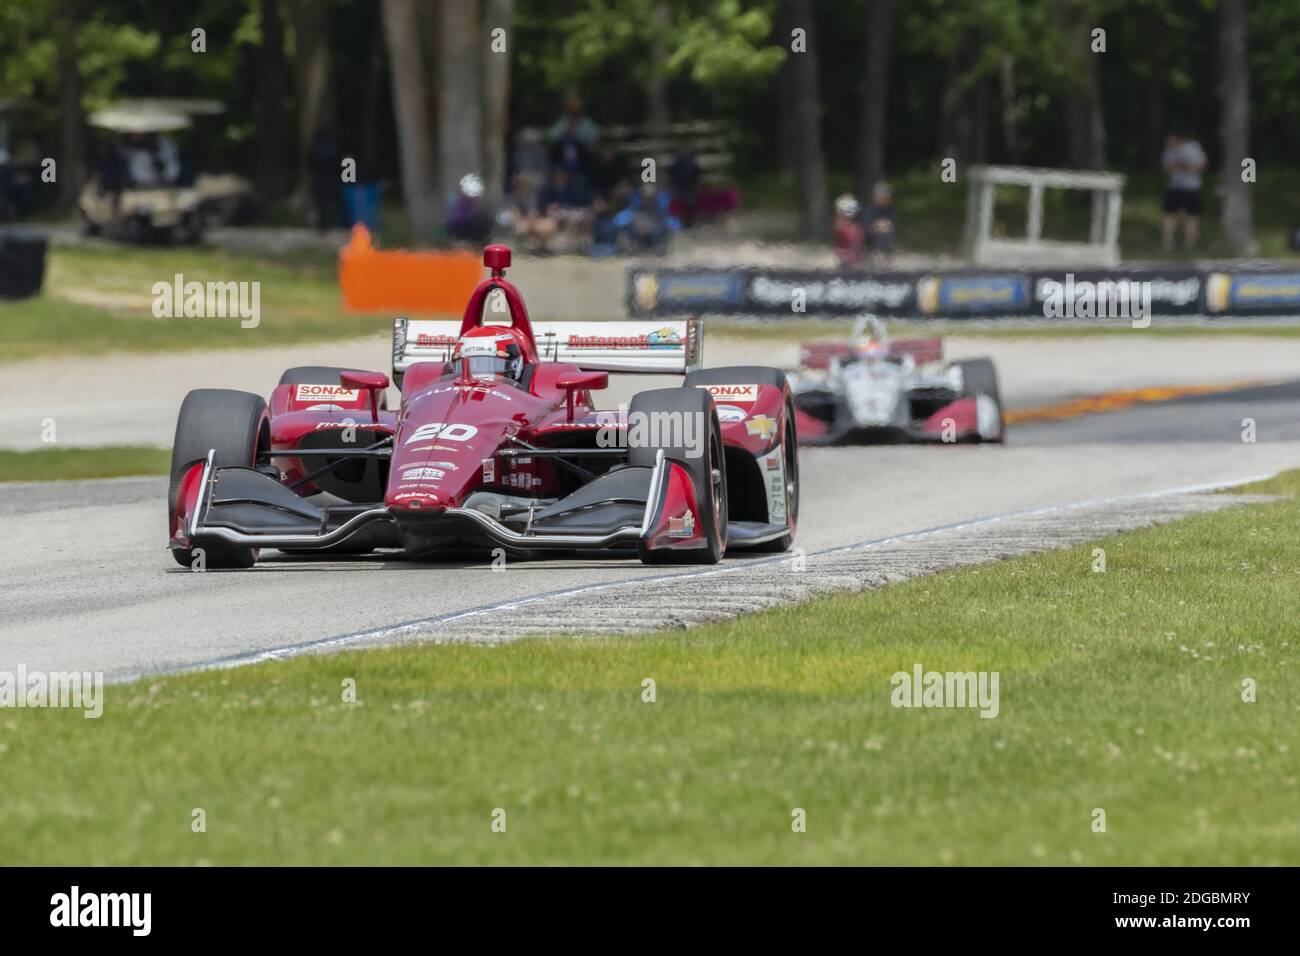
171;448;714;559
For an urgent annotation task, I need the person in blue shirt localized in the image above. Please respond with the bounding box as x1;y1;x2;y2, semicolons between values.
612;183;681;253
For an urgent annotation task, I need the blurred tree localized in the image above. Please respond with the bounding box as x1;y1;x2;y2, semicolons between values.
545;0;783;122
782;0;827;237
855;0;890;203
293;0;334;207
0;0;157;206
256;0;288;201
1220;0;1254;253
1057;0;1105;169
440;0;484;205
55;0;85;209
382;0;439;238
483;0;514;208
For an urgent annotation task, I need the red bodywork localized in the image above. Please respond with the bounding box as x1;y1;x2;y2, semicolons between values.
170;243;797;563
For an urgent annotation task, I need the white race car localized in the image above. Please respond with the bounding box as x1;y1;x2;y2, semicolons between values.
789;316;1005;445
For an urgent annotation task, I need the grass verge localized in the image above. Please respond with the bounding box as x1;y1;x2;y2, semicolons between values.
5;478;1300;865
0;445;169;482
0;244;389;362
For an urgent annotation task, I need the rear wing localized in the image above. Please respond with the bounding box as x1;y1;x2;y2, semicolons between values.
393;317;702;377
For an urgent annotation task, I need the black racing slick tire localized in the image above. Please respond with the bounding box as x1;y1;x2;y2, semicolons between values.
168;388;270;570
751;394;799;552
279;366;358;386
685;365;788;392
629;386;727;565
686;365;798;552
953;358;1005;443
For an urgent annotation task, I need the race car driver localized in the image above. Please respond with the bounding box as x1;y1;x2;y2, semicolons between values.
452;325;530;381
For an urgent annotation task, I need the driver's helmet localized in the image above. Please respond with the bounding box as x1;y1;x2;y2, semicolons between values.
853;335;888;364
452;325;529;380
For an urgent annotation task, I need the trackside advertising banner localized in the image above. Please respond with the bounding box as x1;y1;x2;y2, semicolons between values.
627;266;1300;319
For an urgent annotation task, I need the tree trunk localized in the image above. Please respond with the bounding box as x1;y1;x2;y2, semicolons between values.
972;76;989;164
647;3;672;145
938;56;966;166
55;6;84;209
1058;0;1106;169
785;0;828;238
293;0;333;208
381;0;440;238
1085;56;1106;169
1144;19;1166;165
854;0;890;203
774;1;798;173
439;0;483;205
998;54;1019;163
482;0;514;208
257;0;288;202
1220;0;1254;254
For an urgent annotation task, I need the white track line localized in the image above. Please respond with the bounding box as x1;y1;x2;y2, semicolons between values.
119;470;1278;682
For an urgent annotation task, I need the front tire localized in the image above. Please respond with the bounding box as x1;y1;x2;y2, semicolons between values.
751;394;799;552
954;358;1004;443
629;387;727;564
686;365;798;552
168;388;270;569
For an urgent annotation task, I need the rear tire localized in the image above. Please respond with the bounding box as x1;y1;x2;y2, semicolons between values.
279;366;358;386
629;387;727;564
169;389;270;569
685;365;788;392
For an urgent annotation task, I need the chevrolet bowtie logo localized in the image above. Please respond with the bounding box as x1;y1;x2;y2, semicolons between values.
745;414;777;440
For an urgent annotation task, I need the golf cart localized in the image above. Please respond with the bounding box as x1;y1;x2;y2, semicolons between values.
121;98;254;226
79;106;202;243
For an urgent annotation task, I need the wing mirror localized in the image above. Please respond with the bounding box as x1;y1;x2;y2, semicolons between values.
340;370;389;423
557;370;608;421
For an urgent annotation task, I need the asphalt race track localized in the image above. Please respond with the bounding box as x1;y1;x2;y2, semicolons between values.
4;380;1300;681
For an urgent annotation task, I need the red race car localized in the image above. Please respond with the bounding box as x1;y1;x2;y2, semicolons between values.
168;245;798;568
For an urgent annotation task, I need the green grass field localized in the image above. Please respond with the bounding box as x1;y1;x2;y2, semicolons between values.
0;244;389;363
5;473;1297;865
0;445;169;481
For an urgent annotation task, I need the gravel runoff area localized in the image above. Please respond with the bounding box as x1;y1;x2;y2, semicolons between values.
214;488;1272;668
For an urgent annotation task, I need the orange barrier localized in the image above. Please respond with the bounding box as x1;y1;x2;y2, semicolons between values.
338;224;483;315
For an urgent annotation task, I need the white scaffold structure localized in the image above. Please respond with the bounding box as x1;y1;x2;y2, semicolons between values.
964;165;1126;266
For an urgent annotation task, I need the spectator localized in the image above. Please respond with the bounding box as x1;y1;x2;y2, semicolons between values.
510;127;548;186
591;181;632;256
547;94;599;149
499;172;557;254
864;182;897;263
1161;132;1206;253
155;133;180;184
446;173;492;243
123;132;160;187
613;182;680;253
668;144;702;226
833;193;864;268
308;127;344;231
547;95;598;184
537;167;592;251
589;141;629;202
